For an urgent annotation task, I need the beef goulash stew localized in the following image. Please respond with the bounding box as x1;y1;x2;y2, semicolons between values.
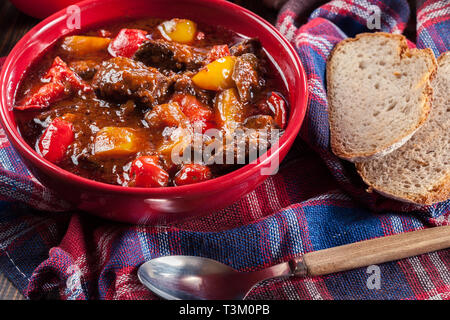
14;18;288;187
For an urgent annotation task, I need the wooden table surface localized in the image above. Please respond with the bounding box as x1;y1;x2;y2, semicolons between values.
0;0;417;300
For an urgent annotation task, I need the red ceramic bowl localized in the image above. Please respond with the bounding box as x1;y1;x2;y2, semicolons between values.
0;0;308;224
9;0;81;19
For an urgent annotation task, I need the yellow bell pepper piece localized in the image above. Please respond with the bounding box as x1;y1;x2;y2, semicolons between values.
62;36;111;56
192;56;236;91
214;88;244;132
94;127;139;158
159;19;197;44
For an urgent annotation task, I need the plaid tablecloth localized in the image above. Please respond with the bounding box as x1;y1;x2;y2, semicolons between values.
0;0;449;300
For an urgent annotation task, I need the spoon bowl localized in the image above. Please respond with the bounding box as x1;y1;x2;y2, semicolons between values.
137;255;292;300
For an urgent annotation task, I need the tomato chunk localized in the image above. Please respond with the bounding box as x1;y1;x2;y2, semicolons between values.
266;92;287;129
108;29;148;58
174;164;212;186
37;118;74;164
171;94;214;132
206;45;230;63
129;156;169;188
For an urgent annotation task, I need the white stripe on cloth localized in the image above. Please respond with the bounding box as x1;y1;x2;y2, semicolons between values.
308;78;328;104
284;208;304;255
428;291;450;300
295;33;335;54
156;226;171;256
282;278;302;299
113;272;145;299
312;0;400;33
0;218;53;250
97;227;117;267
278;14;297;42
390;217;448;299
246;191;264;220
264;178;282;213
418;0;449;20
303;278;324;300
407;256;440;298
267;217;282;259
4;250;28;280
137;226;153;261
73;254;88;277
435;214;450;225
427;252;450;285
418;6;450;30
390;215;405;234
303;189;352;203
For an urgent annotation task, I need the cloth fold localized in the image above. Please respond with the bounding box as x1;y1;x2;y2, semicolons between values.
0;0;449;300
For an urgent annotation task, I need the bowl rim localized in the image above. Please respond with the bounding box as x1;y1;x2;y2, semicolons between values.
0;0;308;196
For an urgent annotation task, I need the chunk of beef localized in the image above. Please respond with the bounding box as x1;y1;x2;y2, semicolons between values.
232;53;260;103
230;38;261;56
171;72;214;106
92;57;171;106
69;60;100;80
244;115;275;130
206;124;279;166
134;39;208;71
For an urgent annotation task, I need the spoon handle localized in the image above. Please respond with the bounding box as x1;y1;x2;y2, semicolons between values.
291;225;450;277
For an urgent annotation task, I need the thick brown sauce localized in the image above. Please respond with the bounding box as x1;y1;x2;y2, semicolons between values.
14;18;288;186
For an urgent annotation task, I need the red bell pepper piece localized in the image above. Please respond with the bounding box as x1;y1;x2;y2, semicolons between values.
16;57;92;111
206;45;230;63
37;117;74;164
16;81;65;110
45;56;92;93
174;164;212;186
108;29;148;58
129;156;169;188
266;92;287;129
171;94;214;133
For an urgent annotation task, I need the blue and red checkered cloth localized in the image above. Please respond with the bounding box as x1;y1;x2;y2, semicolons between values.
0;0;449;300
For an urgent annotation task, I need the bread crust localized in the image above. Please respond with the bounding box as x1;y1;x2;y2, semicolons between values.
327;32;437;162
356;164;450;205
355;53;450;205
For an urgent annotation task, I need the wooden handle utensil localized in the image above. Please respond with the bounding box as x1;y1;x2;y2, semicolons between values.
292;225;450;276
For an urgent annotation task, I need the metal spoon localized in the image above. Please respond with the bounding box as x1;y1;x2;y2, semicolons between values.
138;255;302;300
138;226;450;300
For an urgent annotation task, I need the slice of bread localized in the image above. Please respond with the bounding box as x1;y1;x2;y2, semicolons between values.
356;52;450;205
327;32;437;162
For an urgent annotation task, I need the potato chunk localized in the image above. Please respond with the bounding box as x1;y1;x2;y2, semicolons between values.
144;103;191;156
94;127;139;158
62;36;111;56
214;88;244;132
